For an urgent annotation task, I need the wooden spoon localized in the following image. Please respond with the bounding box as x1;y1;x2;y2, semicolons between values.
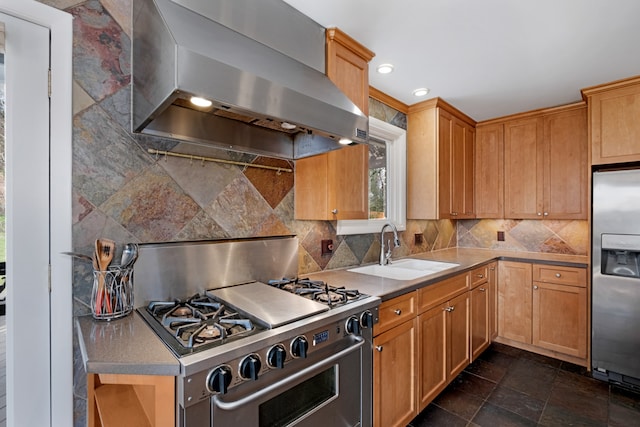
95;238;116;314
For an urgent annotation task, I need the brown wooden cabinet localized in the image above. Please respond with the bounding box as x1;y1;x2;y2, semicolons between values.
497;261;587;362
582;75;640;165
488;262;498;340
502;104;587;219
87;373;175;427
373;293;417;427
532;264;587;358
475;124;504;218
477;103;587;220
407;98;476;219
295;28;374;220
498;261;533;343
470;264;491;361
417;273;470;411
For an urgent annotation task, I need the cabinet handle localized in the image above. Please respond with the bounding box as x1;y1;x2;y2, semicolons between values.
555;273;561;278
477;274;484;279
533;285;539;290
331;209;338;214
479;288;486;292
394;309;402;315
543;212;549;216
376;346;383;352
537;212;542;216
445;306;455;312
490;267;495;271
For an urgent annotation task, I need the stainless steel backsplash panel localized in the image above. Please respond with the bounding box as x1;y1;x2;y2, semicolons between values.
133;236;298;306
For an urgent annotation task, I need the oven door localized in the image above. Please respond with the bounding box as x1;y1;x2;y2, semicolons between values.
211;338;364;427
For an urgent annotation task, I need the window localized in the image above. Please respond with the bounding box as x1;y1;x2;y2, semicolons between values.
337;116;406;235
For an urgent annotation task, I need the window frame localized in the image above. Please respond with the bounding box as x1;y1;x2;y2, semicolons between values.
336;116;406;235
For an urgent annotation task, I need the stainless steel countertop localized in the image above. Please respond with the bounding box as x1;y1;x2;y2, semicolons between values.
305;248;589;302
76;312;180;376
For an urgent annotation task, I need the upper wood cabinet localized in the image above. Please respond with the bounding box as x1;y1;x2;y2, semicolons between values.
294;28;374;220
475;124;504;218
407;98;476;219
582;75;640;165
482;103;587;220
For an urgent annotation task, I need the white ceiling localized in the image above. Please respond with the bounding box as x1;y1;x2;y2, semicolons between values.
283;0;640;121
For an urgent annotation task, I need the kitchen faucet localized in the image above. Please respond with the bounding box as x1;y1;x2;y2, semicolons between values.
379;223;401;265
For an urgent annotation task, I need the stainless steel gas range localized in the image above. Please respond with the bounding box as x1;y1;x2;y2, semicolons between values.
133;236;380;427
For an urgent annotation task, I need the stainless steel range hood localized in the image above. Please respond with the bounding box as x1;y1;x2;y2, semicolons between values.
132;0;369;159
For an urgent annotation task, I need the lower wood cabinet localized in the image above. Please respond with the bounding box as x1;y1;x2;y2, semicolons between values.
87;373;175;427
418;291;470;410
497;261;588;362
373;317;418;427
470;263;493;361
373;292;418;427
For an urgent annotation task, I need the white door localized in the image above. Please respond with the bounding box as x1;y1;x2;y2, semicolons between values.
2;11;51;427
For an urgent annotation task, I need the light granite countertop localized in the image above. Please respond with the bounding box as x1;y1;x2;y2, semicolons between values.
305;248;589;302
76;312;180;376
76;248;588;375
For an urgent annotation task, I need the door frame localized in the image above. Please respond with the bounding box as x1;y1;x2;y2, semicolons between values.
0;1;72;426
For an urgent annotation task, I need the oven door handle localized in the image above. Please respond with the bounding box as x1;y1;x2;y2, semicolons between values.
212;337;365;411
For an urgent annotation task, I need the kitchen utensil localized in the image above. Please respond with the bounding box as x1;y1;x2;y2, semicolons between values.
120;243;139;268
95;238;115;314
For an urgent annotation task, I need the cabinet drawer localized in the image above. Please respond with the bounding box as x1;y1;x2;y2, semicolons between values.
418;273;469;313
532;264;586;287
375;292;416;336
470;265;489;288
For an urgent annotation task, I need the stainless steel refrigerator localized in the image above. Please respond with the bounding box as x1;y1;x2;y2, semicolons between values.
592;168;640;389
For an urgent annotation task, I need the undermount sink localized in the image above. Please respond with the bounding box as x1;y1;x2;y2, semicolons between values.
348;259;459;281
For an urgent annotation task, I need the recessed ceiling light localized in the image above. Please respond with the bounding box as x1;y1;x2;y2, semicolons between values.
190;96;212;108
412;88;430;97
377;64;394;74
339;138;352;145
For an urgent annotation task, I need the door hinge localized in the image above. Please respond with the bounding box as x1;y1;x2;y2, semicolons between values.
48;68;52;98
48;264;52;293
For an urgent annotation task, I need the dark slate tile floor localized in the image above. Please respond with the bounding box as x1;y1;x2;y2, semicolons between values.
408;343;640;427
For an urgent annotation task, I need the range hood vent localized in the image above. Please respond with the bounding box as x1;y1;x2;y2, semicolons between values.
132;0;369;159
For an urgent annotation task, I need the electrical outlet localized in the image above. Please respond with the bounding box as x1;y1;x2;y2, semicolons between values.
414;234;423;245
497;231;505;241
321;239;334;255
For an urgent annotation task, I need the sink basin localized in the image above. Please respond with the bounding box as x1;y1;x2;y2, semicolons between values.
348;259;459;280
388;259;459;272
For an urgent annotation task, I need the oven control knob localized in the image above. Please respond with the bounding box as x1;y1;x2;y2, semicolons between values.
239;354;262;381
346;316;361;336
291;336;308;359
206;365;232;395
267;344;287;369
360;310;374;329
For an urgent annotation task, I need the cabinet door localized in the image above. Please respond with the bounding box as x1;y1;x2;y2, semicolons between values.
488;262;498;340
588;80;640;165
504;117;544;219
448;292;470;378
470;284;490;361
439;112;475;219
543;107;588;219
417;303;447;411
374;319;417;427
498;261;532;343
438;110;454;218
475;124;504;218
327;144;369;219
532;282;587;358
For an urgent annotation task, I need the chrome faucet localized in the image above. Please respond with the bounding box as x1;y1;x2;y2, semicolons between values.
380;222;401;265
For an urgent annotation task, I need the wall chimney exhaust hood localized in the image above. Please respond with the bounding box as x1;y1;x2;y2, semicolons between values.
132;0;369;159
